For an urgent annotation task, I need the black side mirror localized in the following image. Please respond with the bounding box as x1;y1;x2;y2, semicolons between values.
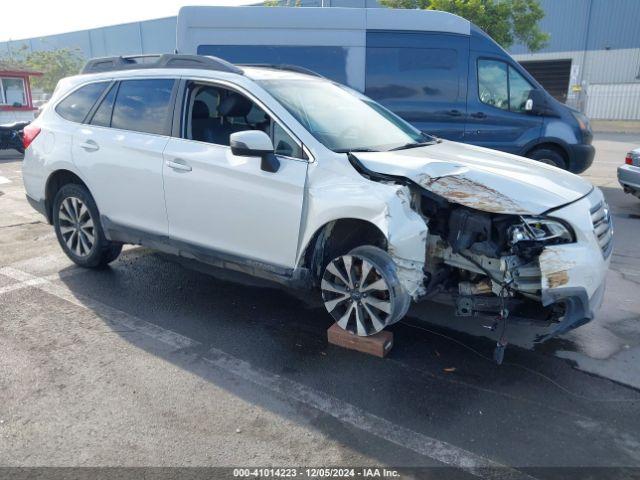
525;90;547;115
230;130;280;173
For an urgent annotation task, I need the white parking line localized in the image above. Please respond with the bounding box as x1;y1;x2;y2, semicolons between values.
0;265;536;480
0;176;11;185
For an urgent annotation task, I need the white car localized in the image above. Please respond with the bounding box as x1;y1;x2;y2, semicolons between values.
22;54;612;343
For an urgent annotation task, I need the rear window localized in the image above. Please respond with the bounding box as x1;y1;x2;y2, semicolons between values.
55;82;110;123
111;79;175;135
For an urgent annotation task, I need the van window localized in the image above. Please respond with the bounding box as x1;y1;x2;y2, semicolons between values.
111;79;175;135
90;84;117;127
478;60;509;110
184;83;303;159
509;67;534;113
197;45;349;85
478;59;534;113
56;82;110;123
366;47;460;102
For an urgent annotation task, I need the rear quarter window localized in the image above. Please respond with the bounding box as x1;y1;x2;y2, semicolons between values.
55;82;110;123
111;79;175;135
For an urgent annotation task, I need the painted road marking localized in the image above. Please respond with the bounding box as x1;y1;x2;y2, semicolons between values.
0;264;536;480
0;248;150;296
0;176;11;185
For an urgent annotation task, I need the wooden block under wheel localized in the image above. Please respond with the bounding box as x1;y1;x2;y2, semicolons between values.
327;323;393;358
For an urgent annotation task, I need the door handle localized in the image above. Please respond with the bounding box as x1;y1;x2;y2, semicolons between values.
446;109;463;117
470;112;487;119
166;160;192;172
79;140;99;152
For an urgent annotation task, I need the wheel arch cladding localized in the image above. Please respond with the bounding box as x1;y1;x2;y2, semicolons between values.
45;170;89;223
301;218;388;284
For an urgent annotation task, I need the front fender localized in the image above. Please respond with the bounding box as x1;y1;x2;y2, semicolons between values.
297;176;428;299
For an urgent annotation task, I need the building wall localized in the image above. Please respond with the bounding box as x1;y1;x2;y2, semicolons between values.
512;0;640;119
0;17;177;59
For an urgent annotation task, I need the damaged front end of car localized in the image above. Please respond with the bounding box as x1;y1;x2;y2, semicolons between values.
347;152;611;355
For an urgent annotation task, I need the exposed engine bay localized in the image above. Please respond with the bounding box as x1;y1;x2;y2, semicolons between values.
418;191;571;324
347;153;579;336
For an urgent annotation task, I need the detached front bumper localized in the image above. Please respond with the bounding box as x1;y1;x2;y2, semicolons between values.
537;188;612;339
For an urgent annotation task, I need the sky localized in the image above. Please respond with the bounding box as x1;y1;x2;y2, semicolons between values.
1;0;257;42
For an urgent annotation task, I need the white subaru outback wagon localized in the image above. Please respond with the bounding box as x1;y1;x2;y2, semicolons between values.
23;54;612;344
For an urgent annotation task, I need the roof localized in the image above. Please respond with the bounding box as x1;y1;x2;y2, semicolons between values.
176;6;471;54
0;61;43;76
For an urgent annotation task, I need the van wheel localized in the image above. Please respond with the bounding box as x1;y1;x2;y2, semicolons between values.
528;148;567;170
53;184;122;268
321;245;410;336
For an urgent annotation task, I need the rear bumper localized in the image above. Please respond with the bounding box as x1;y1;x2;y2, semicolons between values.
26;194;49;221
618;164;640;194
568;143;596;173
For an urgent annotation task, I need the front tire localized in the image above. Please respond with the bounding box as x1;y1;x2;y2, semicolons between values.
528;147;567;170
321;245;410;336
53;184;122;268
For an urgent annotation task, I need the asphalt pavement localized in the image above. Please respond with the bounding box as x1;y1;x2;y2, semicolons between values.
1;134;639;479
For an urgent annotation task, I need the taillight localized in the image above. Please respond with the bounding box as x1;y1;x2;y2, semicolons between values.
22;124;41;150
625;154;633;165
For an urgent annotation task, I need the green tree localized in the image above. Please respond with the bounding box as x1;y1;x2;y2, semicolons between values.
0;46;84;93
379;0;549;51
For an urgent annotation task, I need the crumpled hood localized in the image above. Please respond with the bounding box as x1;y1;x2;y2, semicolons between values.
353;140;593;215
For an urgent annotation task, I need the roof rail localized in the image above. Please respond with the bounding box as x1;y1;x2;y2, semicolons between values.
81;54;244;75
239;64;324;78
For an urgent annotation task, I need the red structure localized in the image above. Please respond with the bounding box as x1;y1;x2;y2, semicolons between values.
0;64;42;117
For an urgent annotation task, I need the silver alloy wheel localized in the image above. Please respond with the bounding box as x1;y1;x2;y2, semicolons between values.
321;254;394;336
58;196;95;258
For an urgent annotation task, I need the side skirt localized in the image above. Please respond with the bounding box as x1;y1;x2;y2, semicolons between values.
101;216;313;290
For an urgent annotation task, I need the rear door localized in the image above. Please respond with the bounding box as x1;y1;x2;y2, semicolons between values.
73;78;177;235
365;31;469;141
464;55;543;154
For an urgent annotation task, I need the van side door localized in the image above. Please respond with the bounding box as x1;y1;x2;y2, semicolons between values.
162;80;308;270
464;55;543;154
365;31;469;141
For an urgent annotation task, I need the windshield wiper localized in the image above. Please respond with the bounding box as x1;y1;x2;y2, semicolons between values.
334;147;381;153
388;141;436;152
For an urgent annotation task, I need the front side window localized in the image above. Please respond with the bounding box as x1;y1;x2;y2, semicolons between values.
56;82;109;123
259;79;428;153
183;83;303;159
0;78;27;106
478;59;535;113
111;79;175;135
478;60;509;110
509;66;534;113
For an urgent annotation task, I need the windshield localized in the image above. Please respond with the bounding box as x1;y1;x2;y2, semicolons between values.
258;79;433;153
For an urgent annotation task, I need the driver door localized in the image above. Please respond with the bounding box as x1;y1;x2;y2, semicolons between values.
464;55;543;154
162;81;308;269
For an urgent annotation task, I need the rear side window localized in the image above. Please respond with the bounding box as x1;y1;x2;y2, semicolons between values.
90;84;117;127
366;46;460;102
56;82;109;123
111;79;175;135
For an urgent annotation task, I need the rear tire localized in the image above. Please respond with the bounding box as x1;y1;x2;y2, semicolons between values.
528;147;567;170
321;245;410;336
53;183;122;268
